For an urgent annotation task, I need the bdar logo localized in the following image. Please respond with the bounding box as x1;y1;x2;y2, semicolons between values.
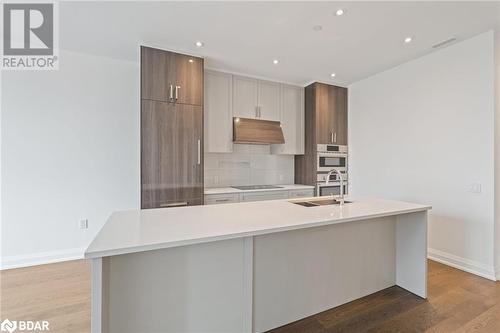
0;319;17;333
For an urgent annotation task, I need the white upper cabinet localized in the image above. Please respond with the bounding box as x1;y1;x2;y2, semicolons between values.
233;75;280;121
205;70;304;155
271;84;304;155
205;70;233;153
258;80;281;121
232;75;258;119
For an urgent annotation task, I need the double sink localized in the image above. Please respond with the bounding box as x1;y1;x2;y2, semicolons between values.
291;198;352;207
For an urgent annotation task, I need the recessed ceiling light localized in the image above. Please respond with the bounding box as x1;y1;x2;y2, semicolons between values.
336;9;345;16
330;73;336;77
195;41;204;47
313;25;323;32
273;59;279;65
404;37;413;43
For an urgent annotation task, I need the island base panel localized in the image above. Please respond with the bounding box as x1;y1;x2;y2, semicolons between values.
90;212;427;333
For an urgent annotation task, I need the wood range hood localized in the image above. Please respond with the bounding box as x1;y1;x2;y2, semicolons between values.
233;117;285;144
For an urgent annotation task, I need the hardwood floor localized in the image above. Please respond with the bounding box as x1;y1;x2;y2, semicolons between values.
0;260;498;333
0;260;90;333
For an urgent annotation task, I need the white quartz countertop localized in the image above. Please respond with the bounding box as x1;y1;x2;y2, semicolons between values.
204;184;314;195
85;198;431;259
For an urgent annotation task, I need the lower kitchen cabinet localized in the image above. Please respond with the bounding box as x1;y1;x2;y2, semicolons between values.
241;191;289;202
204;193;240;205
204;188;314;205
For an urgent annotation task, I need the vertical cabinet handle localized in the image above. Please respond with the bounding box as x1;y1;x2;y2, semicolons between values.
334;132;337;143
175;85;180;100
197;139;201;165
330;132;334;143
169;84;173;100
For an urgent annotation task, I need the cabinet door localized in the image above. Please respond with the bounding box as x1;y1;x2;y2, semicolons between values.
315;83;335;144
258;80;281;121
205;71;233;153
141;100;203;209
204;193;240;205
141;46;176;102
333;87;348;145
233;75;258;119
174;53;203;106
241;191;289;202
271;84;304;154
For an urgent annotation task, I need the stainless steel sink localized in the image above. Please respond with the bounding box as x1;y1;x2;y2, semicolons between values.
290;198;352;207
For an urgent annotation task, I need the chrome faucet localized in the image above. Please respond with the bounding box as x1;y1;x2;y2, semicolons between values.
325;168;345;205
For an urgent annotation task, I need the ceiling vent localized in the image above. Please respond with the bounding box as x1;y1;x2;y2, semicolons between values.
432;38;457;49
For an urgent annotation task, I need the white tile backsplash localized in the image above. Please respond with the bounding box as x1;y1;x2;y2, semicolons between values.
205;144;294;188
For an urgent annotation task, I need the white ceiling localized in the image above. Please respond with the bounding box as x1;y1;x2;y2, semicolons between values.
60;1;500;86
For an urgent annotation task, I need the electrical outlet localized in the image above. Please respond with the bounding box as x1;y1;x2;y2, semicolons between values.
467;183;482;194
79;219;88;229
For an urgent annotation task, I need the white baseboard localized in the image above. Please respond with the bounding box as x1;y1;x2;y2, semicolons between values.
0;248;85;270
428;248;497;281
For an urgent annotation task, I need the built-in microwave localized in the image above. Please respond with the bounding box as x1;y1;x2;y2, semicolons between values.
317;153;347;172
316;144;348;172
316;181;348;197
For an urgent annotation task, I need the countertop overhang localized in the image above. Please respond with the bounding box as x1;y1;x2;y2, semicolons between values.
85;198;431;259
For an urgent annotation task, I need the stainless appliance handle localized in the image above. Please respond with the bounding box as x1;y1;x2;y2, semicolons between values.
160;202;188;208
169;84;173;100
197;139;201;165
175;85;180;100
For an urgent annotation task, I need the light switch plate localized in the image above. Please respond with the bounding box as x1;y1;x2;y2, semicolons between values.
79;219;88;229
468;183;482;194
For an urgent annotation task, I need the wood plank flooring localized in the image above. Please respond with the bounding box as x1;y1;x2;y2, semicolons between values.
1;260;498;333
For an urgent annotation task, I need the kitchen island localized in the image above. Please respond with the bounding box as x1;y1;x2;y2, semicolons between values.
85;198;430;333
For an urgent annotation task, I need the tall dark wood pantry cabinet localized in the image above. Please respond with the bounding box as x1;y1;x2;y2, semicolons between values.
141;46;204;209
294;82;348;187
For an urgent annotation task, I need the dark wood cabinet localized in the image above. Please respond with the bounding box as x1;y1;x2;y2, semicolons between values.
141;47;204;209
141;46;203;106
295;82;348;186
314;83;347;145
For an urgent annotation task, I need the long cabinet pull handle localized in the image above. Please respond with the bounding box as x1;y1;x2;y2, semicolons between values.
334;132;337;143
197;139;201;165
175;85;180;100
331;132;334;143
169;84;173;100
160;202;188;208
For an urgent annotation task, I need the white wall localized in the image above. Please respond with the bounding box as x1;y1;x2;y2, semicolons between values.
349;32;496;279
205;145;294;188
495;32;500;280
1;50;140;268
